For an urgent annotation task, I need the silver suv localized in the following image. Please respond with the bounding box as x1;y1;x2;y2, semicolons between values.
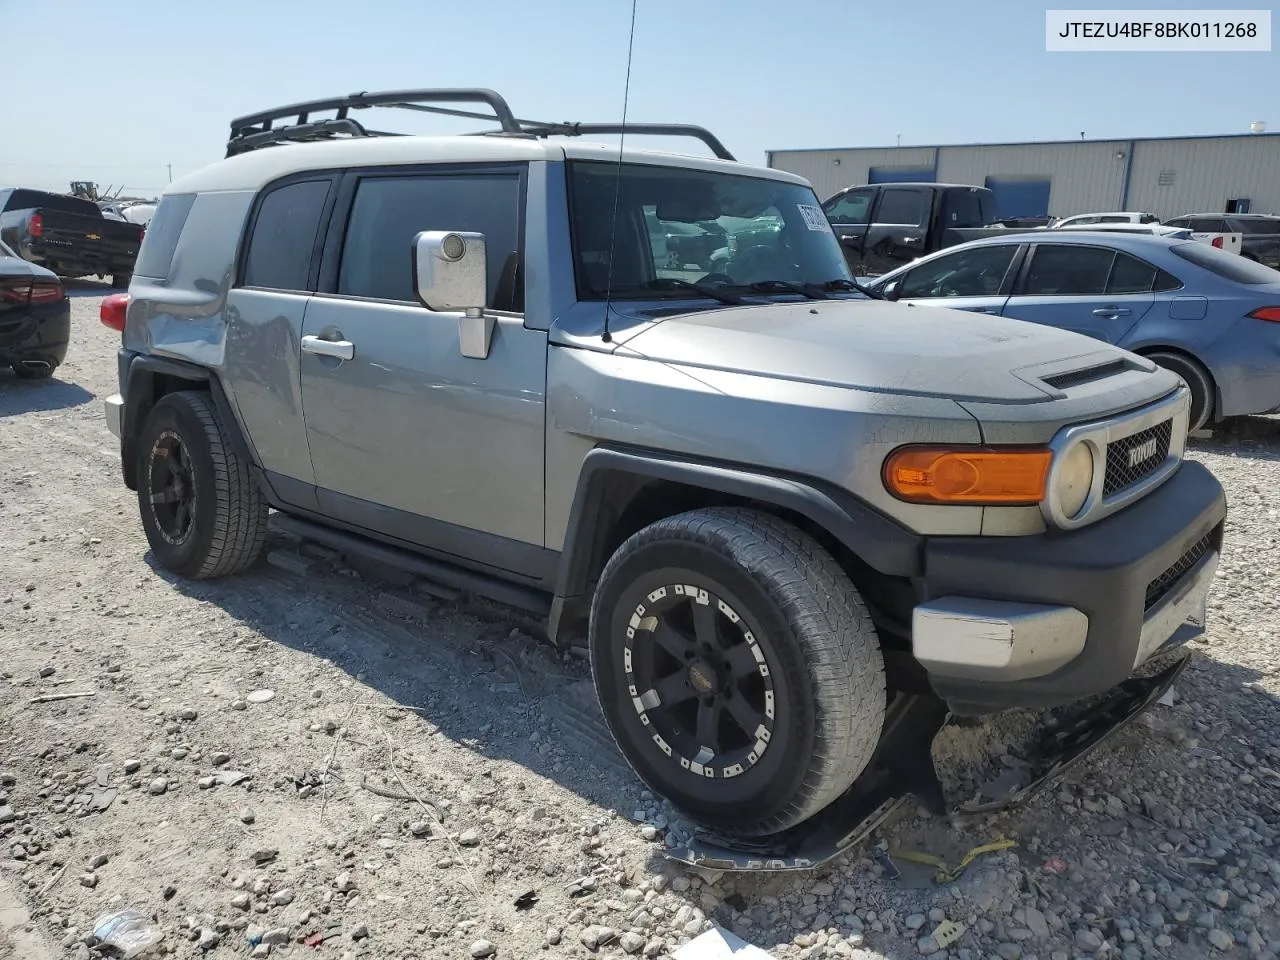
101;89;1226;843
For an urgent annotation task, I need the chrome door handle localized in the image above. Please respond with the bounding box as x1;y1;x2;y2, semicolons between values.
967;307;996;314
301;335;355;361
1092;306;1131;317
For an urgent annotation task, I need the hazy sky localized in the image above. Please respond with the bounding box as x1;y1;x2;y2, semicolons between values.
2;0;1276;198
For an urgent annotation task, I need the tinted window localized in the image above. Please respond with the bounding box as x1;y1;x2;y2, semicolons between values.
1171;241;1280;284
1098;215;1129;223
1063;216;1098;226
1234;218;1280;235
242;180;331;291
1022;245;1114;295
1164;217;1189;229
1107;252;1159;293
898;244;1017;299
338;174;521;308
824;189;873;225
940;189;986;227
1154;269;1183;291
1191;217;1228;232
134;193;197;279
875;189;925;226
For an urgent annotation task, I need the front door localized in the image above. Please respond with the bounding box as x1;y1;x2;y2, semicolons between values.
1000;242;1155;344
823;187;875;275
297;166;548;559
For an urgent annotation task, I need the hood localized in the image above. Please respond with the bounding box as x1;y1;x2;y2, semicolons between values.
620;299;1145;404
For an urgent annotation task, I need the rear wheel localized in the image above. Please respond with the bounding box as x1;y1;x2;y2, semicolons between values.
588;507;886;837
1145;351;1215;432
136;390;268;579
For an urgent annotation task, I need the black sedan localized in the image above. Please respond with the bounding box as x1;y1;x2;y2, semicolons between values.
1;238;70;378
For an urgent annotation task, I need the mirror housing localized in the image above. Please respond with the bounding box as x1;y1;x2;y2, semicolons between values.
882;279;901;301
413;231;494;359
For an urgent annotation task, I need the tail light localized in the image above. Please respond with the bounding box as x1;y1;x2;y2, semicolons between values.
100;292;130;332
1247;307;1280;323
1212;236;1224;248
29;212;43;238
28;281;63;304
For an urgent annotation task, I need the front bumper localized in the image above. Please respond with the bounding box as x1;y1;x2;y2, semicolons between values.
104;393;124;439
912;460;1225;714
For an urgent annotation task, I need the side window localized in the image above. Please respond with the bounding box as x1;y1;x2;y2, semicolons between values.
1106;252;1159;294
824;189;873;225
336;174;522;309
242;180;331;291
874;189;926;226
1154;269;1183;292
133;193;196;279
898;244;1018;299
1022;245;1114;296
1164;217;1189;229
1064;215;1098;227
1191;217;1227;232
1098;215;1129;223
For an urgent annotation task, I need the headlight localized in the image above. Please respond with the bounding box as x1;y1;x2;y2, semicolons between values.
1055;441;1095;519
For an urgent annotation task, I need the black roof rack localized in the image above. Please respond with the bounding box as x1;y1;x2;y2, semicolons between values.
225;88;735;161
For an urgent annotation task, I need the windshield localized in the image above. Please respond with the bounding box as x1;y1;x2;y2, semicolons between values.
1171;241;1280;284
567;160;852;301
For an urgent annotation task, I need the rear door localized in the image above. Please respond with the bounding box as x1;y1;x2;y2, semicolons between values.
999;242;1157;343
862;186;930;273
887;241;1021;316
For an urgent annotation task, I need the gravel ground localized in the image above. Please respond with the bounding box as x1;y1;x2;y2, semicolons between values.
1;286;1277;960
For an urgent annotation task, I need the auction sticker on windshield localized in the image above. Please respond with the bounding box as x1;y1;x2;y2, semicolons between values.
798;204;832;232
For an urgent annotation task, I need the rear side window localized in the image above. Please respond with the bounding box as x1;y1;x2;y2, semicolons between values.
1023;245;1113;295
875;189;926;226
1171;241;1280;284
133;193;196;279
242;180;331;291
336;174;521;308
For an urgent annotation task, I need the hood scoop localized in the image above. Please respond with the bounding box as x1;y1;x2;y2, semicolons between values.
1041;358;1131;390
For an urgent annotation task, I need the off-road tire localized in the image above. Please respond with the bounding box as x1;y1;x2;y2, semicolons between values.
1146;351;1215;432
588;506;886;837
136;390;268;579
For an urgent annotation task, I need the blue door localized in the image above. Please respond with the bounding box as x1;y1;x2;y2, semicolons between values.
985;177;1051;220
868;167;935;184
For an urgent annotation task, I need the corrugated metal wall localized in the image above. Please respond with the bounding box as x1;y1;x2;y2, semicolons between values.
768;135;1280;219
1126;137;1280;217
937;141;1128;216
769;147;935;200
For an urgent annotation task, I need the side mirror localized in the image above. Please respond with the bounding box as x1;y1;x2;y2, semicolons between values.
413;231;493;359
882;279;901;301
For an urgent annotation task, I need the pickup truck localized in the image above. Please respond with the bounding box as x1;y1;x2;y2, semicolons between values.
820;182;1016;275
0;188;143;288
1163;213;1280;268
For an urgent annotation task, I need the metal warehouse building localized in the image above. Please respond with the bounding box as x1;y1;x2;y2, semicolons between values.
767;132;1280;221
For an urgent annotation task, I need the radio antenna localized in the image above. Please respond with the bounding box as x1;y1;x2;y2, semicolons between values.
601;0;640;344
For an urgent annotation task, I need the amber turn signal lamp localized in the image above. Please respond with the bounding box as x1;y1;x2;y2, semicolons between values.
883;446;1052;505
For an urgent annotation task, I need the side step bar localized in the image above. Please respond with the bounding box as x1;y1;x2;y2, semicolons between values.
269;513;552;617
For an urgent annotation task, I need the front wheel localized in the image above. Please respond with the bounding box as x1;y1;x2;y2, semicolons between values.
589;507;886;837
136;390;268;579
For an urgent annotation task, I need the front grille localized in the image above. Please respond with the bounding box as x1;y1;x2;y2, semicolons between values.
1144;533;1213;611
1042;359;1128;390
1103;419;1173;497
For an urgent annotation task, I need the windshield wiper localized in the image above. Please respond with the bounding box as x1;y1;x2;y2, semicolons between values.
640;278;745;305
747;279;827;300
812;278;885;300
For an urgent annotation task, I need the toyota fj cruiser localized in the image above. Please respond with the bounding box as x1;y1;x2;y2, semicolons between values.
101;90;1226;850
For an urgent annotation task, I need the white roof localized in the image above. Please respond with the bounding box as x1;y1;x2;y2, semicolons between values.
168;135;810;195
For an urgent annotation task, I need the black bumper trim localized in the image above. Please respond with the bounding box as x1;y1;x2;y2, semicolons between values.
920;460;1225;713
